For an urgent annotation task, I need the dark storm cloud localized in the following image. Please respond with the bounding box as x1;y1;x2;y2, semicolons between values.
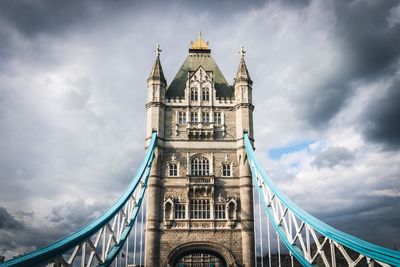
320;197;400;248
335;1;400;78
0;0;91;37
0;0;266;39
0;207;24;230
0;201;110;257
305;83;352;126
363;79;400;150
303;0;400;126
311;146;355;169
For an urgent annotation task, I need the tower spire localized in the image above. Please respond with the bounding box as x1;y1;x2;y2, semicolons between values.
148;43;166;84
235;45;252;85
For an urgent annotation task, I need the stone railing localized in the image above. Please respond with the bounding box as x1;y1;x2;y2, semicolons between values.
187;176;214;185
186;122;214;139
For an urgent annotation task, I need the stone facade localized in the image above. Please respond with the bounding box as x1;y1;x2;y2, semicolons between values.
144;37;255;267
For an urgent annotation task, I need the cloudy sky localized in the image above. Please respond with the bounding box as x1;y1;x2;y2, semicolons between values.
0;0;399;259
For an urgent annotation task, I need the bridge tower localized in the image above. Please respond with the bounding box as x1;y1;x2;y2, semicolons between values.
145;34;255;267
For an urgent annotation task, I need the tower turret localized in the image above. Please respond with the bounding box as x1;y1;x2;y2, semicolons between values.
146;44;166;140
234;46;254;139
234;46;255;267
147;44;166;103
234;46;253;104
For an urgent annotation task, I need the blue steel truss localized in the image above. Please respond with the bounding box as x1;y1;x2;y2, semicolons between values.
244;133;400;267
0;132;157;267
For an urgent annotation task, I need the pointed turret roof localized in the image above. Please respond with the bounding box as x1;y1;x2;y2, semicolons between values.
235;46;252;85
166;34;233;98
148;44;166;84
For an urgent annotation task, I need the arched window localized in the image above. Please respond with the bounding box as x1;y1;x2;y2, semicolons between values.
190;199;210;219
222;164;231;177
190;87;198;101
169;163;178;176
214;112;222;125
215;204;226;219
175;203;186;219
202;88;210;101
202;112;210;123
190;112;198;122
178;112;186;124
191;156;209;176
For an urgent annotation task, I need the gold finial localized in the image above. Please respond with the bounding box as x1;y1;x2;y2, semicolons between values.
239;45;246;57
155;43;162;56
190;32;209;50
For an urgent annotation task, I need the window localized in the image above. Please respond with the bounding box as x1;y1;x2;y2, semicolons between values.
178;112;186;124
215;204;226;219
190;112;198;123
175;203;186;219
190;87;198;101
190;199;210;219
191;156;209;176
202;112;210;123
214;112;222;125
222;164;231;177
202;88;210;101
169;163;178;176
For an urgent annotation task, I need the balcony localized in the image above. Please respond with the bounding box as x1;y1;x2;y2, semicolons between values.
187;176;214;185
186;122;214;139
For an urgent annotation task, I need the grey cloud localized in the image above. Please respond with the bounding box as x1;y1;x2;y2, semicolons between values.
305;83;352;126
279;0;310;8
14;210;34;219
0;0;96;37
0;201;110;259
302;0;400;126
321;198;400;248
363;79;400;150
50;201;108;233
0;0;265;39
0;207;24;230
311;146;355;169
335;1;400;79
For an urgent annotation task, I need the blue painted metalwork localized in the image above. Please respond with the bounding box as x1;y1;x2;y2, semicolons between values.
0;132;157;267
244;133;400;266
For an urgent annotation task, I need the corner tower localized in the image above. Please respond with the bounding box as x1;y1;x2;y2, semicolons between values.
145;34;255;267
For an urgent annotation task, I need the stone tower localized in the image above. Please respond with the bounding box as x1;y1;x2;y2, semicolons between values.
145;34;255;267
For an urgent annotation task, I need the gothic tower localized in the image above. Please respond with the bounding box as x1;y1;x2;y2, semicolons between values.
145;34;255;267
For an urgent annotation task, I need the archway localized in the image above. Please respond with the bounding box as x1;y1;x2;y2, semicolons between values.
168;241;239;267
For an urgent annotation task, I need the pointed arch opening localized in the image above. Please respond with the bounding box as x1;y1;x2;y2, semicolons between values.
190;155;210;176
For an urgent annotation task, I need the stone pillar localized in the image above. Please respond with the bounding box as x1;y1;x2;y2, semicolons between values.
145;146;162;266
239;147;255;267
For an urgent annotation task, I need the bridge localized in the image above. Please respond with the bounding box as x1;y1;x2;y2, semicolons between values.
0;131;399;267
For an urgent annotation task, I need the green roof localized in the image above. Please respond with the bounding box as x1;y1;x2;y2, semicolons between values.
166;52;233;98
